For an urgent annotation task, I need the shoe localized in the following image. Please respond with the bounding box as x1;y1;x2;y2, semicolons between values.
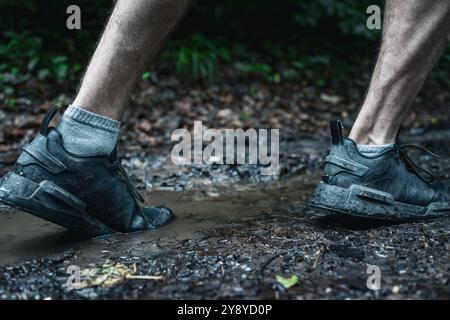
309;120;449;221
0;107;175;237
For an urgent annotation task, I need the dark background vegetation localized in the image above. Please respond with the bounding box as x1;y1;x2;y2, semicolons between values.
1;0;449;110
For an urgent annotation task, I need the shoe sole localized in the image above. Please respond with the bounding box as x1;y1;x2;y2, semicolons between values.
309;181;450;221
0;172;116;237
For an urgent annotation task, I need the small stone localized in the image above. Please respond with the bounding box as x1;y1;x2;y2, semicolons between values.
217;108;232;119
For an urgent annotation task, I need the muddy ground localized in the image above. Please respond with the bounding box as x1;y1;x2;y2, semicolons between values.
0;129;449;300
0;76;449;300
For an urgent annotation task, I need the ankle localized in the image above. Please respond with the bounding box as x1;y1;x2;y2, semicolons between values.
367;132;395;145
350;132;395;145
56;105;120;157
349;122;396;145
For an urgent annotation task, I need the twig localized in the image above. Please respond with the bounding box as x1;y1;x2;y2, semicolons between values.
126;275;164;281
311;244;325;271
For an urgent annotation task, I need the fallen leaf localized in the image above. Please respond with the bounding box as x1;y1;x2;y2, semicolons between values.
276;275;299;289
75;260;163;289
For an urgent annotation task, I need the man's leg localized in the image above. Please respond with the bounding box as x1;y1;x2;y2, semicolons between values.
0;0;191;236
58;0;191;157
310;0;450;220
350;0;450;145
74;0;191;120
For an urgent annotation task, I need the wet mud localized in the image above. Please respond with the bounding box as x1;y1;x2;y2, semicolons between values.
0;132;449;300
0;175;318;267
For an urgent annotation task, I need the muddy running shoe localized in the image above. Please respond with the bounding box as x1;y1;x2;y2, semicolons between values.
0;107;175;237
309;120;449;221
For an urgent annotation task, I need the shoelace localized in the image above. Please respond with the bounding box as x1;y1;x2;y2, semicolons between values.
115;161;161;228
114;160;145;203
396;144;439;184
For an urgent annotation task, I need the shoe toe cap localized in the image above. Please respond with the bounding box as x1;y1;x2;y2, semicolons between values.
142;206;175;228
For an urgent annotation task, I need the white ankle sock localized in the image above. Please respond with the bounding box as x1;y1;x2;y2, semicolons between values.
357;143;394;156
55;105;120;157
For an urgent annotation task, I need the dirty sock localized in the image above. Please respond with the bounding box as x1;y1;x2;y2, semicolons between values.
55;105;120;157
357;143;394;157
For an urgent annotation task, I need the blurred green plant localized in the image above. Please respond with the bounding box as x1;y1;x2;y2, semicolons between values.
0;0;448;94
0;31;85;109
0;32;82;85
165;34;230;82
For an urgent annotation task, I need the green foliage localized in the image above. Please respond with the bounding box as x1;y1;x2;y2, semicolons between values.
0;31;82;85
0;0;448;91
0;31;84;108
234;62;272;77
160;0;386;85
167;34;230;82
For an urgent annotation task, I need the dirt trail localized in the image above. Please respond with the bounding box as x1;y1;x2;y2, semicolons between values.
0;131;448;300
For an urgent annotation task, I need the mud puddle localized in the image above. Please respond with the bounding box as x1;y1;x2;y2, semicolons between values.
0;174;320;266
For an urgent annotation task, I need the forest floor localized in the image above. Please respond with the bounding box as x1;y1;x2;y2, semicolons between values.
0;75;449;299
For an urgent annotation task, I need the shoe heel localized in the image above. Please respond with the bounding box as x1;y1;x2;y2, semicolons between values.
309;181;349;212
309;181;398;219
0;172;115;237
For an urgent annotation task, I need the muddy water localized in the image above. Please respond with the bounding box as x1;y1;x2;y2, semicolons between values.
0;174;320;266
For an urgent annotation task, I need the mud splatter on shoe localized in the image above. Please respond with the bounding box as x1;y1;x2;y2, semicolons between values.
0;107;175;237
309;120;449;221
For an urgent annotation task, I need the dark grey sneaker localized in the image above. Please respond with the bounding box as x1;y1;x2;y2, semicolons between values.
309;120;449;221
0;107;175;237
